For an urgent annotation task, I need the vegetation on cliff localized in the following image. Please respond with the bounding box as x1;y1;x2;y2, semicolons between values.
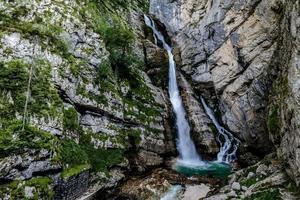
0;0;162;198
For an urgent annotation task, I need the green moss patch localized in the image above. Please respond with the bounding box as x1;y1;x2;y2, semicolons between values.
0;121;58;158
58;139;89;167
56;132;124;174
0;60;63;122
79;133;124;172
61;164;91;179
0;177;54;199
244;188;282;200
63;107;80;131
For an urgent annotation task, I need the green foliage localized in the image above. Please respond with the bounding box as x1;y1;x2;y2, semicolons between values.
59;139;89;167
29;60;63;118
0;121;58;158
100;17;134;50
0;12;69;57
116;129;142;145
96;15;136;79
57;132;124;174
90;0;150;13
0;177;54;199
79;133;124;172
244;188;282;200
286;180;299;194
240;173;266;187
10;5;29;18
96;59;113;80
127;130;142;145
80;2;139;81
0;60;27;118
63;107;79;131
61;164;90;179
25;177;54;199
124;97;161;124
76;83;108;106
86;147;124;172
0;60;63;122
240;177;259;187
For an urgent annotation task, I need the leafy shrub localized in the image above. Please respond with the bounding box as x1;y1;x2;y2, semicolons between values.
0;121;58;158
63;107;79;131
0;61;27;118
79;133;124;172
0;60;63;120
59;139;89;168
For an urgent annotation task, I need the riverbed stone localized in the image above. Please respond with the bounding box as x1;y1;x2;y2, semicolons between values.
256;164;268;175
231;182;241;191
247;172;255;179
183;184;210;200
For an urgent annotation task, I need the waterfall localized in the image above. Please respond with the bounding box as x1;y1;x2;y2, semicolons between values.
200;97;240;163
144;15;203;165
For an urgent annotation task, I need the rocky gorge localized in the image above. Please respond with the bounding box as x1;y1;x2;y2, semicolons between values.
0;0;299;199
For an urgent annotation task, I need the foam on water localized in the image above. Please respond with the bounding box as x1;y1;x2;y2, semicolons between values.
200;97;240;163
160;185;183;200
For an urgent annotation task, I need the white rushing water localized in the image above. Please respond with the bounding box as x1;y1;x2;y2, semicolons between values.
144;15;203;166
200;97;240;163
160;185;182;200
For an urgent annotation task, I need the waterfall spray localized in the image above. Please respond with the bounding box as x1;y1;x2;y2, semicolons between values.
200;97;240;163
144;15;203;165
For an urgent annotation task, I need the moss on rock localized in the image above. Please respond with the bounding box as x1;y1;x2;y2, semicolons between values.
0;177;54;199
244;188;281;200
0;121;58;158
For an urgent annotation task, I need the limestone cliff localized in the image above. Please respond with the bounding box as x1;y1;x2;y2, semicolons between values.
268;0;300;186
0;0;174;199
151;0;284;155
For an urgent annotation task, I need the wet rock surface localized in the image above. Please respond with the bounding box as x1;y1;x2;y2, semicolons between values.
178;73;218;157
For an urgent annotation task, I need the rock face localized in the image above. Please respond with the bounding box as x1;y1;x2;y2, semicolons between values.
150;0;283;154
0;0;173;198
269;0;300;186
